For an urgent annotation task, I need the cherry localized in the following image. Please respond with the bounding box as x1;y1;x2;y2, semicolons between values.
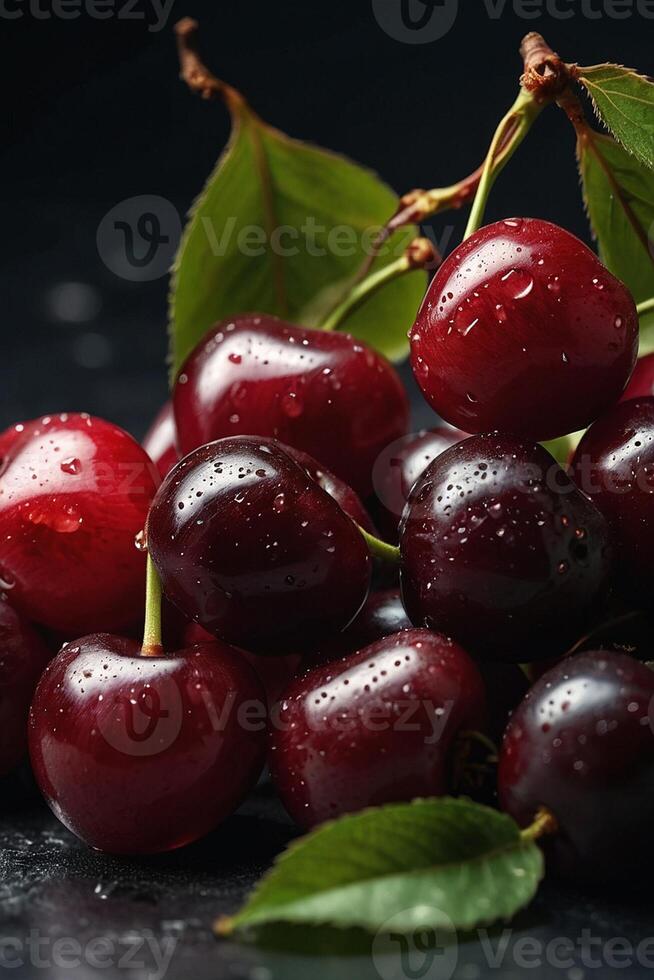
142;402;179;478
410;218;638;441
498;650;654;882
302;587;525;740
277;443;375;533
571;398;654;604
0;414;159;634
301;588;412;670
0;601;51;775
146;437;371;653
621;352;654;402
29;632;266;854
172;314;410;496
270;628;486;829
400;433;613;661
371;426;469;540
184;622;300;705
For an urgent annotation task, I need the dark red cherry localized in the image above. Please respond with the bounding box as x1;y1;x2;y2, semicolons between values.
29;633;266;854
499;650;654;881
183;621;300;705
147;437;371;653
270;628;485;829
142;402;179;479
410;218;638;441
0;601;51;775
571;398;654;604
371;426;469;540
400;433;613;661
173;314;410;496
301;587;412;670
277;443;375;533
0;414;159;634
621;352;654;402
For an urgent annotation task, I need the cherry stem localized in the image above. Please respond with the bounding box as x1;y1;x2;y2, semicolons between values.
141;554;164;657
520;807;558;842
321;238;436;333
357;526;401;564
463;88;543;241
175;18;246;115
637;298;654;319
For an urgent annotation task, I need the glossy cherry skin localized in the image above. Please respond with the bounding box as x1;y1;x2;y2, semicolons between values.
184;622;300;705
372;426;469;540
29;633;266;854
270;629;486;829
142;402;179;479
621;352;654;402
302;588;525;738
499;650;654;882
173;314;410;497
0;414;159;634
0;601;52;775
572;398;654;604
147;437;371;654
410;218;638;442
400;433;613;661
278;443;375;533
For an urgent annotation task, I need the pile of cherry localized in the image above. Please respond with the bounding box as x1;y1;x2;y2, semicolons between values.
3;217;654;880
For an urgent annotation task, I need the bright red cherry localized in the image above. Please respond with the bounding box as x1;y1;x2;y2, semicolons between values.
410;218;638;441
499;650;654;881
371;426;469;540
29;633;266;854
400;433;613;661
270;629;486;829
621;353;654;402
142;402;179;478
0;601;51;775
0;414;159;634
172;314;410;496
147;437;371;653
571;397;654;604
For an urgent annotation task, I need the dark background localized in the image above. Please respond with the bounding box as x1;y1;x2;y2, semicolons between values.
1;0;652;439
1;4;654;979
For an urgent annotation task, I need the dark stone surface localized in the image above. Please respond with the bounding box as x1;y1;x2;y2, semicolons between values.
0;781;653;980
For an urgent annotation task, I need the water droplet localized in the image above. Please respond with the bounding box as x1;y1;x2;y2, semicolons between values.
592;277;605;291
178;373;188;385
465;392;478;403
561;351;569;364
273;493;286;513
60;457;81;475
134;529;147;552
501;268;534;300
557;560;569;574
228;352;242;365
614;315;624;330
546;276;561;296
281;391;303;418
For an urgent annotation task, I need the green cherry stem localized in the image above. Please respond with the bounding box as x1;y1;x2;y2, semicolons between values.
321;238;436;333
520;807;558;842
142;553;164;657
463;88;544;241
357;526;401;564
637;298;654;319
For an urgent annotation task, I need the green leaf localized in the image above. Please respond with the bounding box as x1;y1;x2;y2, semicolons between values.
578;64;654;170
170;102;425;375
578;130;654;305
219;798;544;936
